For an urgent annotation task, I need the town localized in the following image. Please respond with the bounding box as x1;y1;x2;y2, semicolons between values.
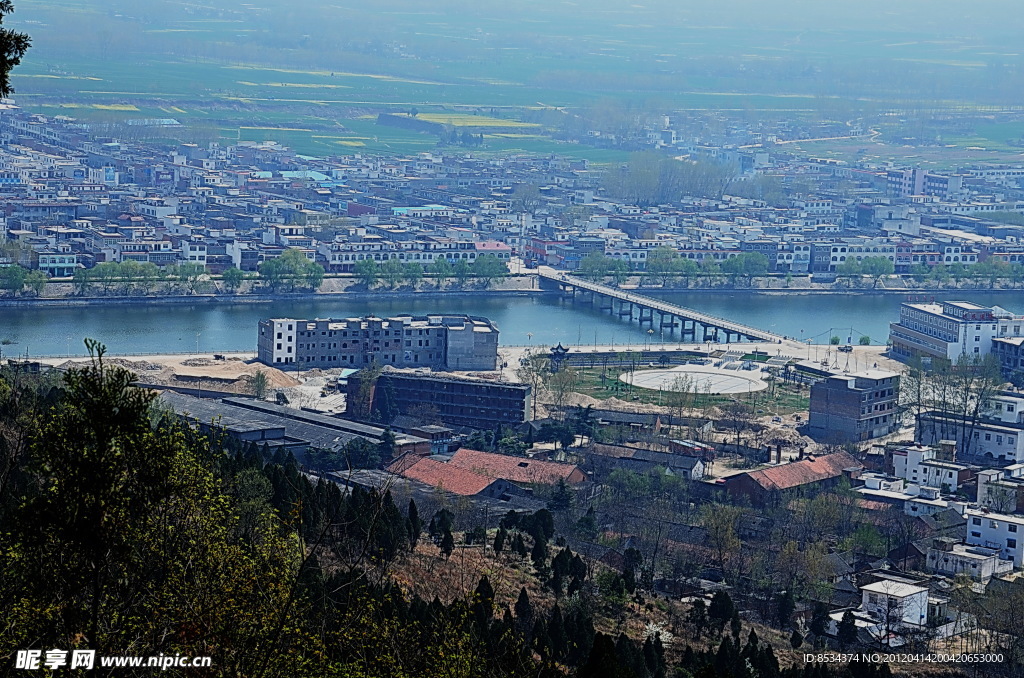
3;94;1024;668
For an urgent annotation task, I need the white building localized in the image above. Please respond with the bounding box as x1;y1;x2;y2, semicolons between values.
918;391;1024;465
860;579;929;629
965;508;1024;567
889;300;1024;363
925;537;1014;582
977;463;1024;512
890;443;971;492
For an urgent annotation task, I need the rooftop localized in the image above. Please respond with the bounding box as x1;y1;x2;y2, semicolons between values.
738;451;861;492
860;580;928;597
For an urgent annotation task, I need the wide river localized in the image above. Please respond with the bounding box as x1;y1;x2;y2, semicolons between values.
0;291;1020;357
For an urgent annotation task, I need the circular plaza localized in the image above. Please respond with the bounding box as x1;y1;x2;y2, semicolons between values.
619;363;768;395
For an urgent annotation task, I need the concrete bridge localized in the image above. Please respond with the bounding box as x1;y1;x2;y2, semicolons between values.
538;270;787;345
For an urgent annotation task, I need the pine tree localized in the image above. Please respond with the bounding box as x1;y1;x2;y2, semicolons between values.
777;588;795;629
790;628;803;649
531;535;549;571
514;587;533;632
709;590;735;633
548;604;568;660
407;499;421;550
493;526;507;554
474;576;495;620
440;528;455;559
512;533;528;558
838;609;858;649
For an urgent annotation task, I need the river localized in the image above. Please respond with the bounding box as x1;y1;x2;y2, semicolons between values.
0;291;1020;357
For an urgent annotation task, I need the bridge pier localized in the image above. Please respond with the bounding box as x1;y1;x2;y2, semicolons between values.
538;272;784;346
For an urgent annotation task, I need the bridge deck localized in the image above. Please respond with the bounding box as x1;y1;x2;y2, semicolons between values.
540;271;785;343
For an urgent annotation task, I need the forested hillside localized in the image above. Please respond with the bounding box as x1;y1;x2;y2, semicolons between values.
0;345;898;677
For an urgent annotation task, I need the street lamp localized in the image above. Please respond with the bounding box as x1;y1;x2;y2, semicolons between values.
196;331;201;356
647;328;654;350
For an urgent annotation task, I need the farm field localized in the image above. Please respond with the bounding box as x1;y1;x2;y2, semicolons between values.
7;0;1024;162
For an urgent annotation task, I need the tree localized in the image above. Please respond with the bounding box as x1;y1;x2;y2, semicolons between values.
23;269;46;296
516;351;550;420
830;335;841;345
429;257;452;286
0;1;31;99
72;268;92;296
0;264;26;294
493;526;507;554
167;262;208;295
859;335;871;345
353;258;379;288
222;266;245;293
646;247;683;287
790;629;803;649
440;528;455;559
860;256;895;287
472;254;508;288
453;259;471;285
402;262;423;287
380;259;404;288
243;369;270;399
407;499;421;550
0;341;309;671
578;252;612;283
837;609;858;649
777;589;795;628
702;504;742;573
709;591;736;633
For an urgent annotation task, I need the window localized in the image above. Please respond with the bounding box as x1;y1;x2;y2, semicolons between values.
1008;539;1017;550
1010;525;1018;533
973;517;982;525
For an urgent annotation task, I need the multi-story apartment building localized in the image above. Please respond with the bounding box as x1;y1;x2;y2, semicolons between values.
977;464;1024;513
993;337;1024;384
808;369;901;443
888;300;1024;363
257;314;499;371
889;443;973;492
965;508;1024;567
918;391;1024;465
346;369;531;430
887;168;966;200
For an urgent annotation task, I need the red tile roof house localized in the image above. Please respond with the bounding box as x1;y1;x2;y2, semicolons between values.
390;455;517;499
448;449;587;486
388;448;586;499
725;451;863;507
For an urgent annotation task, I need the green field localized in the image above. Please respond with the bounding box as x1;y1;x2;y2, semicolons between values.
8;0;1024;162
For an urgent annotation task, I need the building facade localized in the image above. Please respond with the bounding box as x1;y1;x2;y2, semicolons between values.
257;314;499;371
808;369;901;443
889;301;1024;363
346;369;532;430
917;391;1024;465
965;508;1024;567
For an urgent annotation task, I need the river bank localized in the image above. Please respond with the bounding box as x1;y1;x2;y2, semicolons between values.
3;273;1022;308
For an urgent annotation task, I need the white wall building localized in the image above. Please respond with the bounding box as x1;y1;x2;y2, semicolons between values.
925;538;1014;582
965;508;1024;567
890;444;970;492
889;300;1024;363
